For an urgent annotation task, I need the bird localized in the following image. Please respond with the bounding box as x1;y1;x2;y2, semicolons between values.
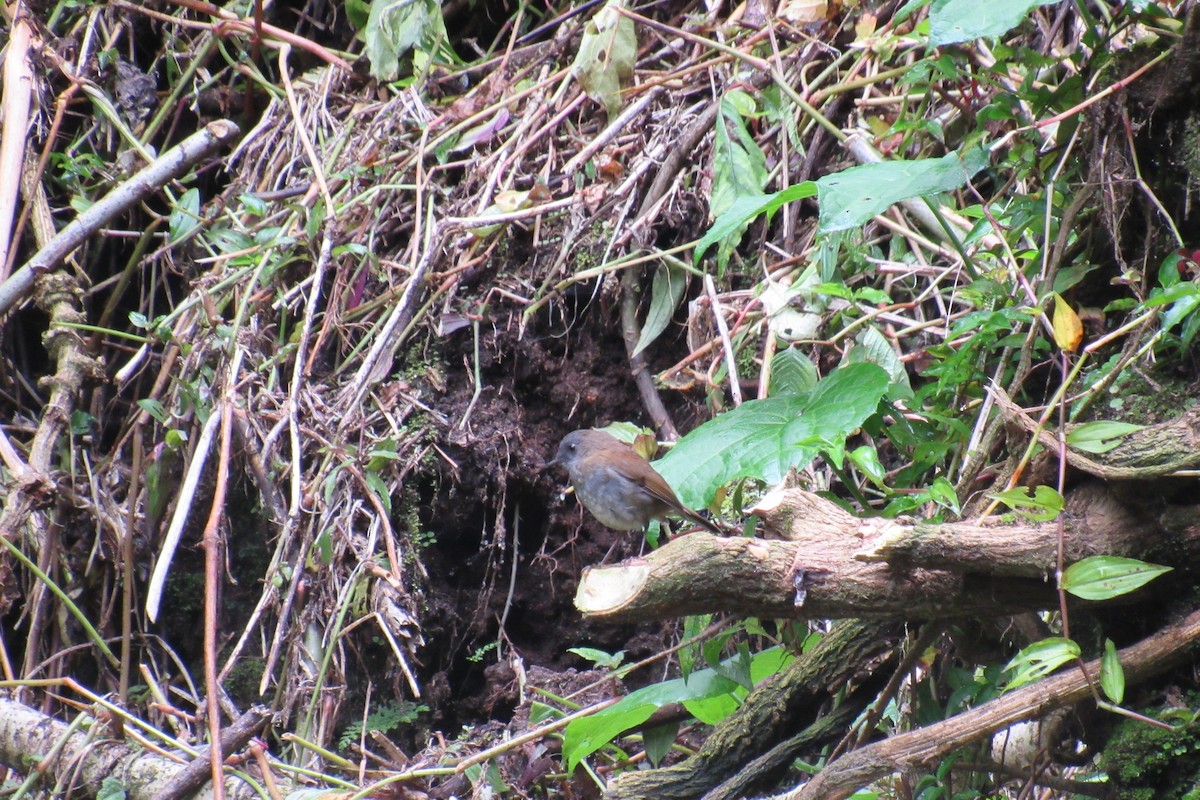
550;429;721;537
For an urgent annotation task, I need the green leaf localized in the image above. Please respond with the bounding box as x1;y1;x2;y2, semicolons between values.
656;363;890;508
1100;639;1124;704
568;647;625;669
695;182;818;264
1061;556;1172;601
846;326;914;400
1066;421;1145;454
988;485;1063;522
137;398;169;424
684;646;793;724
683;692;738;725
98;777;127;800
1004;637;1079;690
364;0;447;81
563;668;738;771
363;471;391;516
848;446;886;487
642;721;678;767
570;0;636;118
633;264;688;356
709;93;770;270
345;0;370;30
927;477;960;515
769;348;818;397
929;0;1059;46
815;147;989;233
168;188;201;244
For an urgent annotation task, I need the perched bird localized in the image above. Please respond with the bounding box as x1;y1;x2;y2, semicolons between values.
551;429;721;535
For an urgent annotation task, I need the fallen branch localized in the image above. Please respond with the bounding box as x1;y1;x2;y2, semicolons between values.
783;606;1200;800
575;487;1190;622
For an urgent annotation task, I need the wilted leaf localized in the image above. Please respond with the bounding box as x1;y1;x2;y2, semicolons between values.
364;0;447;81
1052;293;1083;352
570;0;636;118
778;0;825;24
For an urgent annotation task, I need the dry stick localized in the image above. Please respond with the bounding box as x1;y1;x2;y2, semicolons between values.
202;388;238;800
0;7;34;280
840;623;944;755
145;408;222;622
619;104;719;437
157;706;274;800
0;120;242;316
705;274;742;406
788;606;1200;800
143;0;351;69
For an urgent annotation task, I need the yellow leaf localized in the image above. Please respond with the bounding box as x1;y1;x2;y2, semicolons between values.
1052;293;1083;352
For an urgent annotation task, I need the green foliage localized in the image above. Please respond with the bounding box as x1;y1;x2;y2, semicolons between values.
928;0;1060;45
168;188;202;245
363;0;450;81
1061;557;1173;601
633;264;688;357
769;348;819;397
1003;637;1079;690
709;92;771;269
987;485;1063;522
338;701;429;751
98;777;127;800
1067;421;1146;454
1103;707;1200;800
569;647;625;669
814;147;989;233
1101;639;1125;705
1145;252;1200;350
562;646;793;771
656;363;890;509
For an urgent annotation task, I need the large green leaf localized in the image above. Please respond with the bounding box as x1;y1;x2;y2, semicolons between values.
656;363;889;508
1061;556;1173;601
563;668;738;771
709;93;770;270
929;0;1059;46
694;182;818;264
815;147;989;233
769;348;819;397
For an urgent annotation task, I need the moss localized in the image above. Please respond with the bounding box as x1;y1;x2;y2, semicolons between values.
1103;707;1200;800
223;656;268;705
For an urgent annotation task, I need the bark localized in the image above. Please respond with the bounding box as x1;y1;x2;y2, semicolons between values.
575;485;1187;623
778;606;1200;800
992;387;1200;480
0;698;279;800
